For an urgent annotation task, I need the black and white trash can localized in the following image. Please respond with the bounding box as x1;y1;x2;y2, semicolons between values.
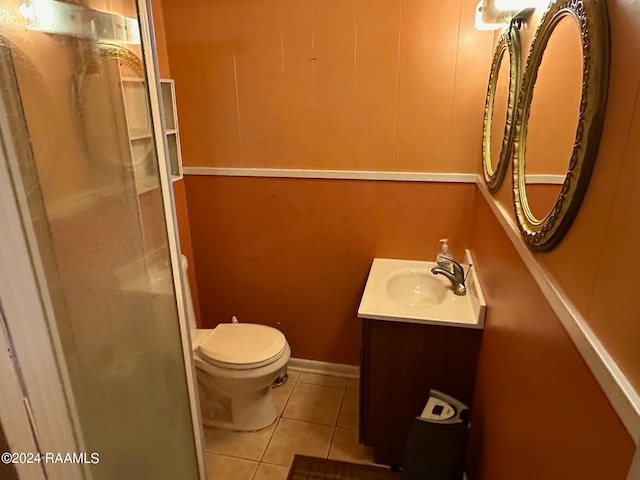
403;390;470;480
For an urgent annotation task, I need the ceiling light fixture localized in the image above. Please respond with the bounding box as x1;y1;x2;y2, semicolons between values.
475;0;548;31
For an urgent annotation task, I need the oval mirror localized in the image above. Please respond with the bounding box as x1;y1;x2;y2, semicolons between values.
513;0;609;251
482;26;520;192
74;42;154;177
524;15;582;221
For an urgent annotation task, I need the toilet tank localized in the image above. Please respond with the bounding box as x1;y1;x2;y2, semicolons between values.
180;254;197;335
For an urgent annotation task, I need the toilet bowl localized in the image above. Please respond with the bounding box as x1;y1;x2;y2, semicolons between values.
181;256;290;431
192;325;290;431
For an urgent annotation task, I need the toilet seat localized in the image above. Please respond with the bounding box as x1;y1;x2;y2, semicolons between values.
198;323;287;370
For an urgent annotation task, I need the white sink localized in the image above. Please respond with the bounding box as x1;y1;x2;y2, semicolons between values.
358;250;486;328
386;268;446;307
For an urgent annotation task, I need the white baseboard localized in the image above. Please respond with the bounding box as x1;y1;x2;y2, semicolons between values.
288;357;359;379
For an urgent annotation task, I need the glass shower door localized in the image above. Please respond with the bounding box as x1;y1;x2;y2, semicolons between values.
0;1;199;478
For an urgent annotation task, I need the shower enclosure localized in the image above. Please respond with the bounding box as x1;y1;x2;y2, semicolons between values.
0;1;204;478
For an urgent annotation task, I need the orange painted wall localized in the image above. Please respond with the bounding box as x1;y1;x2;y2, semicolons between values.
491;0;640;393
161;0;493;172
182;173;637;475
156;0;639;475
172;179;202;324
184;176;475;364
539;0;640;393
151;0;202;324
522;13;582;177
468;196;635;480
150;0;171;79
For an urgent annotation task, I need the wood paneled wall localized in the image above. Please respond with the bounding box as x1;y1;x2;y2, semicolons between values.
492;0;640;394
154;1;640;476
161;0;493;172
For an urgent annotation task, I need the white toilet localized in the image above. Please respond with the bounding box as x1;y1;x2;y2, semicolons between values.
181;256;290;431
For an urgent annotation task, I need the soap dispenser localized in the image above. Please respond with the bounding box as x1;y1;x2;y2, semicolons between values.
436;238;453;267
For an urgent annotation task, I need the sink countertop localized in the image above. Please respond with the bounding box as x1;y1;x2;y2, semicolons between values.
358;250;486;329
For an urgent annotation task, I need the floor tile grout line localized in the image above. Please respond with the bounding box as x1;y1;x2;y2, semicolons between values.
337;390;359;429
294;382;349;391
259;460;290;467
259;417;282;463
326;424;338;460
282;374;345;427
326;387;346;460
297;381;349;391
296;377;345;393
205;451;259;463
207;372;360;477
253;448;290;480
248;458;259;480
279;415;341;428
297;372;350;390
336;387;349;428
258;460;291;470
261;373;297;464
278;388;296;419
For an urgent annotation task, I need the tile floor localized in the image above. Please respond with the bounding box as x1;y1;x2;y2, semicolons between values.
203;371;375;480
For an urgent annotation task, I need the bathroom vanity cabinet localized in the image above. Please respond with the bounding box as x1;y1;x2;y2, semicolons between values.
359;318;482;467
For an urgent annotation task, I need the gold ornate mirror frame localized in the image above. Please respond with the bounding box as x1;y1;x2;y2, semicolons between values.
97;41;144;77
73;41;144;111
482;24;521;192
512;0;610;251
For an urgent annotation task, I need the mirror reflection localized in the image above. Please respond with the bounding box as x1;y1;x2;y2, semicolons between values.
523;14;583;221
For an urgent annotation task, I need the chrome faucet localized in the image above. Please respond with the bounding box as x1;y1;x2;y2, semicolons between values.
431;258;467;296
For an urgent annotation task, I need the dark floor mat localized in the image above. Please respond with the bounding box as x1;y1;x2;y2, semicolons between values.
286;455;401;480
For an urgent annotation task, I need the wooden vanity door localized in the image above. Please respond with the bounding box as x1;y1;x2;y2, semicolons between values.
359;318;482;467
